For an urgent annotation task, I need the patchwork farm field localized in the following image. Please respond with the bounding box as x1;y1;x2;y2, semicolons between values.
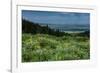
22;33;90;62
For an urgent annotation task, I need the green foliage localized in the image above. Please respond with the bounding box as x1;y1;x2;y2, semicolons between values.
22;19;90;62
22;33;90;62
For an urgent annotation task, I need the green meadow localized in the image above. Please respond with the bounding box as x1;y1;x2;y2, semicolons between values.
22;33;90;62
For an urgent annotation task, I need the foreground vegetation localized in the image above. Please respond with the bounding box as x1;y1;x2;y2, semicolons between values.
22;19;90;62
22;33;90;62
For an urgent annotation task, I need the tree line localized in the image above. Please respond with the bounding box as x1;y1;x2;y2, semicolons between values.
22;19;70;37
22;19;89;37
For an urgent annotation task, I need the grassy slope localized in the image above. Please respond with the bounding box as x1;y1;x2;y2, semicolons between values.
22;33;90;62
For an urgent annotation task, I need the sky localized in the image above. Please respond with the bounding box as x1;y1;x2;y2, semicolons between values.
22;10;90;25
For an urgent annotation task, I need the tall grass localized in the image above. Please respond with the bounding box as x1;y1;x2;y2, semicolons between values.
22;33;90;62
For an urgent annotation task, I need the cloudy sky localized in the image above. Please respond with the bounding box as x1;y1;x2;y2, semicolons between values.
22;10;90;25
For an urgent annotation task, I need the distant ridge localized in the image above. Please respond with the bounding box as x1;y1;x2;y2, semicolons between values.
22;19;89;37
22;19;70;37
